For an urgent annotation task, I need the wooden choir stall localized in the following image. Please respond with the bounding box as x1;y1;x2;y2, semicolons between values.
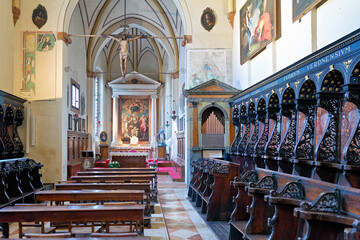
188;29;360;240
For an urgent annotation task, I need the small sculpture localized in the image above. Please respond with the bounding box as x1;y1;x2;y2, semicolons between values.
157;128;166;146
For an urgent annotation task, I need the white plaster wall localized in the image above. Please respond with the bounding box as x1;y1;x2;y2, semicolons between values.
275;0;312;71
186;0;233;49
67;5;87;120
11;0;67;183
317;0;360;49
232;0;360;90
0;0;15;94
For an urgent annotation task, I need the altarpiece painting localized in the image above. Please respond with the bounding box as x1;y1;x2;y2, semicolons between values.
121;98;150;142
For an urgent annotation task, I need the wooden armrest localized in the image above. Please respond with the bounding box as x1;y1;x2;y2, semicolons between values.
264;195;304;206
294;208;356;226
15;203;48;206
24;233;73;238
91;232;138;237
246;186;272;195
104;202;136;205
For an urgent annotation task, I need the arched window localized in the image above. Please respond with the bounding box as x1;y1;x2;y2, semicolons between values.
94;77;99;136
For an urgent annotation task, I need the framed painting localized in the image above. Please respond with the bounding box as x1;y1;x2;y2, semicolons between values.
68;114;72;130
293;0;325;22
201;8;216;32
240;0;277;64
120;98;150;142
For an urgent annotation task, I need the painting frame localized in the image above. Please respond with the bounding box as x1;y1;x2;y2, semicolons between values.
201;8;216;32
32;4;48;29
240;0;278;65
120;97;150;142
292;0;325;22
68;114;72;130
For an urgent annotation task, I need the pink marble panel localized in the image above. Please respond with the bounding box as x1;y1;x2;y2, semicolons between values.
340;101;358;160
315;107;329;147
281;116;290;142
297;111;306;142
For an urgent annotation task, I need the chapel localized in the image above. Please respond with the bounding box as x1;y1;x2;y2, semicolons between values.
0;0;360;239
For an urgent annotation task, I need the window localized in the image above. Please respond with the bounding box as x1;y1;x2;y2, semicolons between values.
71;79;80;113
94;77;99;136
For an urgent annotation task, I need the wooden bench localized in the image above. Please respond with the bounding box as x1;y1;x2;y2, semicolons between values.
0;204;145;238
86;167;156;172
0;158;44;237
229;168;360;240
188;158;240;221
36;189;145;205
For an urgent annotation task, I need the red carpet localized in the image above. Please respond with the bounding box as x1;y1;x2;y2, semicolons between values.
157;167;181;179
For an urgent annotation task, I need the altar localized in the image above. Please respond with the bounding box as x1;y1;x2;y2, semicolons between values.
110;151;148;168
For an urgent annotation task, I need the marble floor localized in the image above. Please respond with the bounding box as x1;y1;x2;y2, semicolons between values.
7;175;218;239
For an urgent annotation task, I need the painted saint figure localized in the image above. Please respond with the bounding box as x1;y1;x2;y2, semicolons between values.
106;33;145;77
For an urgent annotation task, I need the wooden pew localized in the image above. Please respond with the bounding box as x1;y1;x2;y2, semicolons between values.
55;183;151;214
229;168;360;240
86;168;156;172
71;175;154;182
36;189;144;205
76;171;158;197
0;204;145;238
189;158;240;221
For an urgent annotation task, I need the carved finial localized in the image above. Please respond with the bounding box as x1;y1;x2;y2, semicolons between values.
255;98;258;102
305;75;309;80
272;89;275;94
316;71;323;80
330;65;334;71
279;88;283;94
295;81;300;88
344;59;353;69
266;93;270;98
286;83;290;88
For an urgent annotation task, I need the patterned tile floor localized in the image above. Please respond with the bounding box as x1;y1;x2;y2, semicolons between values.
6;175;217;239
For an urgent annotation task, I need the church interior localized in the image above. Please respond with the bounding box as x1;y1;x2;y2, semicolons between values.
1;0;360;239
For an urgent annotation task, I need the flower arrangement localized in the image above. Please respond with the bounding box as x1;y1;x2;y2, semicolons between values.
108;161;120;168
148;159;158;169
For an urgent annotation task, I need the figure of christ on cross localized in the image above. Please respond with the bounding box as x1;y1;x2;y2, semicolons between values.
105;33;145;77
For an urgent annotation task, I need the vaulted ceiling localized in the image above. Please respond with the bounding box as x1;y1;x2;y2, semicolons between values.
69;0;185;82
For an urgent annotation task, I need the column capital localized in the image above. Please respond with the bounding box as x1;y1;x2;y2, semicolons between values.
150;95;158;99
87;71;97;78
112;95;119;99
191;101;198;107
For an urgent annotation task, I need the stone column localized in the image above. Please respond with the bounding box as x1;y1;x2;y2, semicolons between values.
150;95;157;147
112;95;119;146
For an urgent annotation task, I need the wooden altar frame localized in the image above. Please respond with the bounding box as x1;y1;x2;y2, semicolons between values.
118;96;151;145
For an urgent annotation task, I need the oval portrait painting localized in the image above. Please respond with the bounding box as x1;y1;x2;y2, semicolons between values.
201;8;216;31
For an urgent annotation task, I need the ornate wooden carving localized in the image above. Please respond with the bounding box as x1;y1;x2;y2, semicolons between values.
3;107;14;158
234;169;258;183
295;102;316;159
255;117;269;155
266;113;280;157
231;106;240;152
300;188;341;213
246;115;258;155
279;107;296;158
343;84;360;165
316;97;340;162
316;71;344;162
13;109;24;157
237;120;250;154
249;174;277;190
0;106;5;159
270;180;305;199
211;163;230;175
